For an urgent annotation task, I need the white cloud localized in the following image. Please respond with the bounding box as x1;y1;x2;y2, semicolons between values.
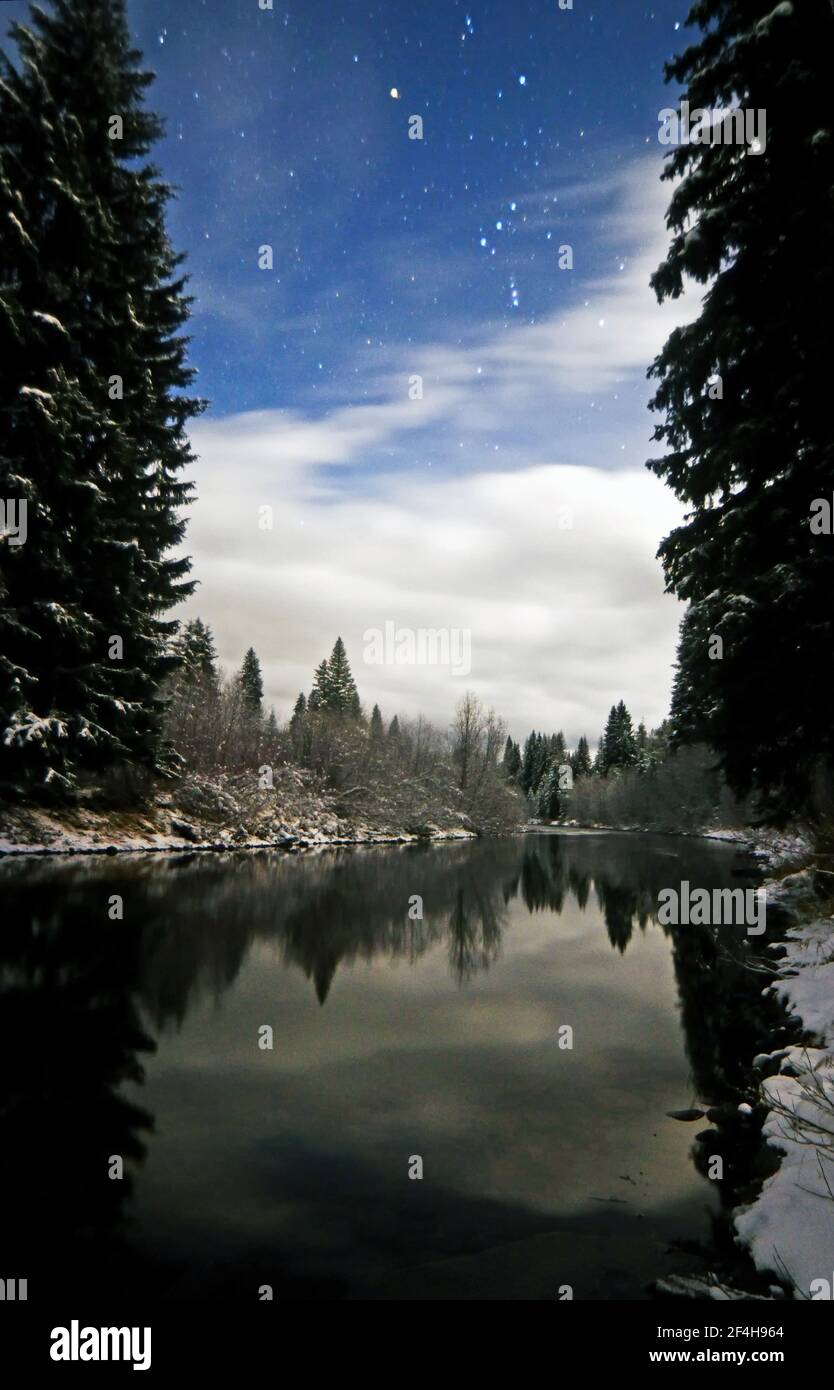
182;447;684;741
180;156;692;743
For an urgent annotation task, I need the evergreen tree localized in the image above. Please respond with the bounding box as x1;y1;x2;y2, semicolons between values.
325;636;360;716
536;764;561;820
648;0;834;819
237;647;263;714
531;732;549;791
599;707;618;774
289;691;306;740
172;619;219;699
308;660;330;712
0;0;203;792
592;739;604;776
618;703;638;768
647;719;671;768
369;703;384;742
388;715;401;742
503;735;522;780
572;735;592;779
635;721;649;771
520;732;538;794
307;639;360;717
600;701;638;775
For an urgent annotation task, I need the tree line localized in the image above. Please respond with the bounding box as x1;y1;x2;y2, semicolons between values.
163;622;521;832
503;701;671;821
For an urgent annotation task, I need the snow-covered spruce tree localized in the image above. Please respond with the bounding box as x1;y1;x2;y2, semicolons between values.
536;764;561;820
307;660;330;712
0;0;203;795
164;618;219;762
171;619;219;699
648;0;834;821
237;647;264;714
599;701;638;775
635;721;650;771
325;637;361;717
549;731;567;767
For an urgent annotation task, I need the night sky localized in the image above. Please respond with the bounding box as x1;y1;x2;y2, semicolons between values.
3;0;696;740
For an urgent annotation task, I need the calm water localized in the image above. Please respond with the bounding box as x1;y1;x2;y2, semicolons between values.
0;830;778;1301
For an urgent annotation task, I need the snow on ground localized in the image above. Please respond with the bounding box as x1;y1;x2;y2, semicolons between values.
695;828;811;869
0;768;478;856
733;871;834;1298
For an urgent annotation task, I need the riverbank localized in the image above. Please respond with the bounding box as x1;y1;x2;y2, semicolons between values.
0;766;480;856
656;837;834;1301
731;861;834;1299
539;815;811;867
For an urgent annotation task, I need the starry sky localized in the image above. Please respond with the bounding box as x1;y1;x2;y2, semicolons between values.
5;0;698;743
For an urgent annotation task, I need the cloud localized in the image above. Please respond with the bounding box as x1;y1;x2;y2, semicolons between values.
182;445;684;741
181;156;691;742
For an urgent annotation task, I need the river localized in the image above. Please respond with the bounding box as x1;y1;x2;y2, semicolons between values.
0;829;781;1300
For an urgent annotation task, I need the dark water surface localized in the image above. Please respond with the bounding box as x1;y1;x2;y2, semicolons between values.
0;830;777;1300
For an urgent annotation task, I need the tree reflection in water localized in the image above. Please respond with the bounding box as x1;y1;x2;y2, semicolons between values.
0;832;789;1299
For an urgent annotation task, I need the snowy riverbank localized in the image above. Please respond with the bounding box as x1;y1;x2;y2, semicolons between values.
656;836;834;1301
731;864;834;1299
0;766;479;856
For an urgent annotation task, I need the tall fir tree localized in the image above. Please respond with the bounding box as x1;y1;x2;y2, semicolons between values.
520;732;538;794
325;637;360;716
536;764;561;820
635;721;649;771
369;703;384;742
172;619;219;699
572;735;592;779
599;706;618;774
237;647;263;714
289;691;306;740
550;731;567;767
648;0;834;819
307;660;330;712
503;735;522;781
306;639;360;717
600;701;637;775
0;0;204;793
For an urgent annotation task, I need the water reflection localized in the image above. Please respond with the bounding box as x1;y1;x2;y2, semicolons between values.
0;832;786;1300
